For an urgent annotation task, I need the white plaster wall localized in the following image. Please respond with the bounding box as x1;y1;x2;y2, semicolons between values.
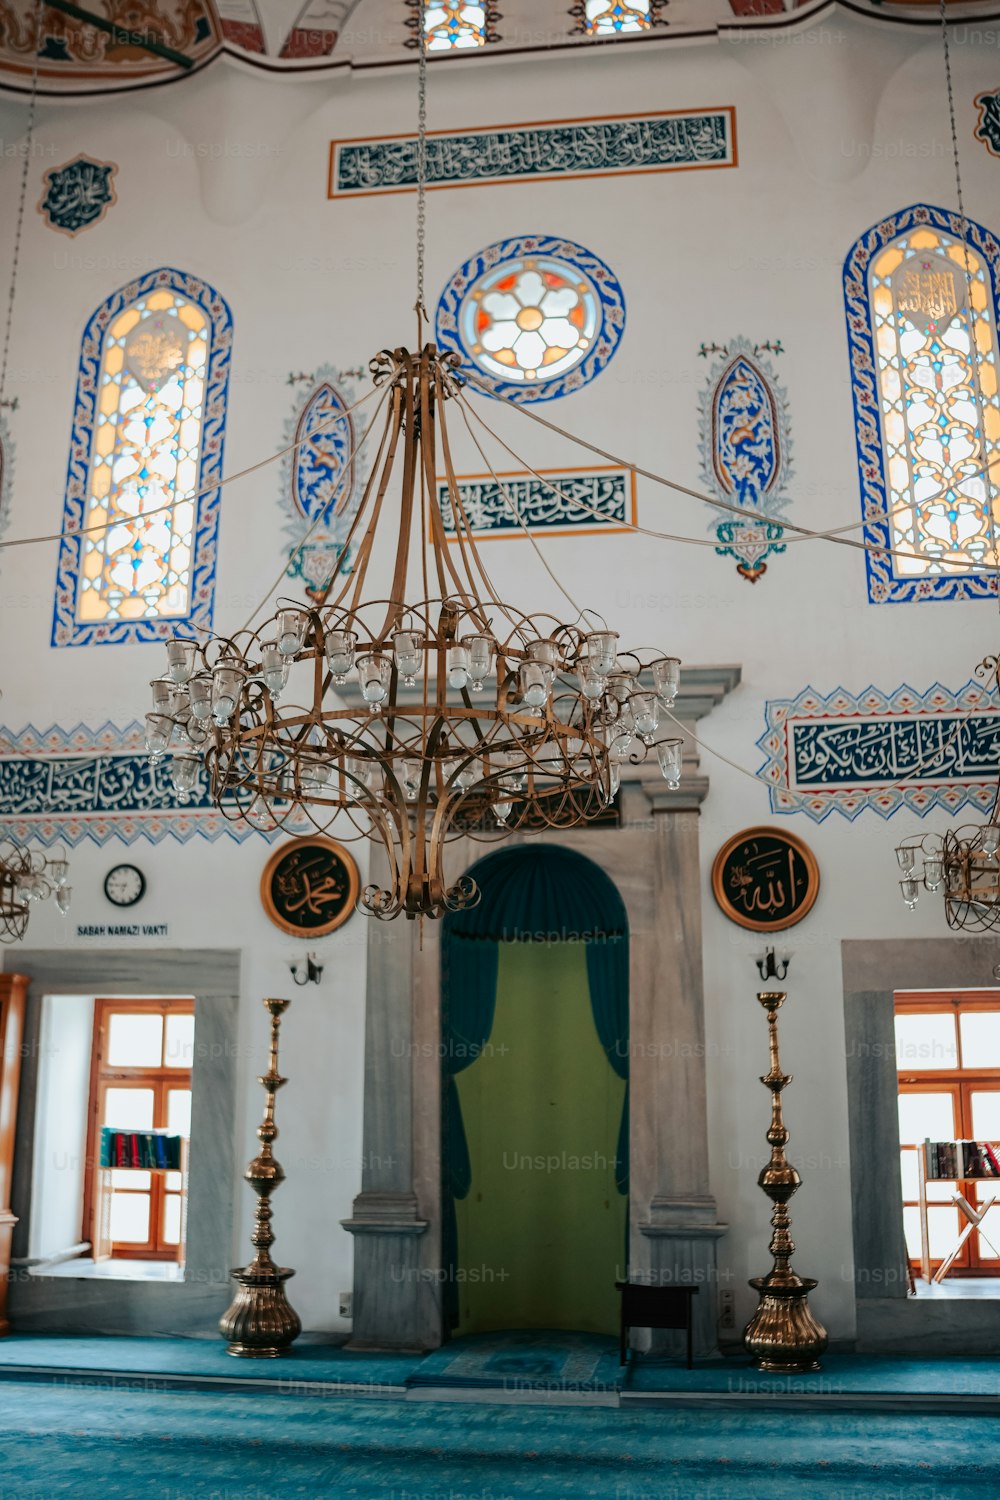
0;11;997;1337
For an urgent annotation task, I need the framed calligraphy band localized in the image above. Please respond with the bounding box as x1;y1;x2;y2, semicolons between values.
712;826;819;933
328;109;737;198
260;836;359;938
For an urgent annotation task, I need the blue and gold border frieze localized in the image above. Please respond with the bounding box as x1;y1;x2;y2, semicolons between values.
0;723;271;846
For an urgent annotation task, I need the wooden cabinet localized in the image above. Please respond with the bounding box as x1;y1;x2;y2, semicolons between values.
0;973;28;1336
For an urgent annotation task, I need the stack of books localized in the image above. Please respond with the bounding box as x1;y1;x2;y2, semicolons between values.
99;1128;183;1170
923;1139;1000;1179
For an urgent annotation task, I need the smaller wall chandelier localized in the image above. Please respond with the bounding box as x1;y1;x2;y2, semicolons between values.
0;837;71;943
894;653;1000;932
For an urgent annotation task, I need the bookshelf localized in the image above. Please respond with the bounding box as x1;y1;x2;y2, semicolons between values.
916;1139;1000;1284
92;1130;189;1267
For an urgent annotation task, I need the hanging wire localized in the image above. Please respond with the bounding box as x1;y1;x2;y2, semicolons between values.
0;382;381;553
0;0;41;410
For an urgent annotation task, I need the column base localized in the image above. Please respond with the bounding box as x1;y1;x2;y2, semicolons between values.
636;1196;728;1358
342;1192;437;1351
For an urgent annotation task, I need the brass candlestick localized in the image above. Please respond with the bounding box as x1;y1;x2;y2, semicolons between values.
220;997;302;1357
743;990;828;1374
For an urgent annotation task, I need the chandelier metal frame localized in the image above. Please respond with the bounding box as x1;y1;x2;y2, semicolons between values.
147;345;683;920
0;836;71;943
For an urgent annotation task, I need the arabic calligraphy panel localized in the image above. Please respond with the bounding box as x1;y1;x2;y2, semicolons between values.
438;468;634;538
757;682;1000;823
329;109;736;197
260;837;359;937
712;827;819;933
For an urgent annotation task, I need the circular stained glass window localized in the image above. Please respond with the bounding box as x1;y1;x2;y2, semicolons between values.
437;236;626;403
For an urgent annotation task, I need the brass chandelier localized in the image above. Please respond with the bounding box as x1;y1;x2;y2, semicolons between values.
0;836;71;944
146;346;683;919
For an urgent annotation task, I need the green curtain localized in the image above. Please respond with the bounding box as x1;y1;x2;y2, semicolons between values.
441;844;630;1328
585;935;630;1195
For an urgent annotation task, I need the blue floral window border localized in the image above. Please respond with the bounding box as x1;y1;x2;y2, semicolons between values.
52;265;233;648
844;202;1000;605
436;235;626;403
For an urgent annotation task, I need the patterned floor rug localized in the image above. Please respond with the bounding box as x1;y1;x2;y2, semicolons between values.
2;1376;999;1500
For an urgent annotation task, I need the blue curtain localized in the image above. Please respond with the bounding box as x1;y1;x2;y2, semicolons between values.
441;843;631;1328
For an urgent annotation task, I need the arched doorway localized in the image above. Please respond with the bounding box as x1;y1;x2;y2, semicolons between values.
441;844;629;1337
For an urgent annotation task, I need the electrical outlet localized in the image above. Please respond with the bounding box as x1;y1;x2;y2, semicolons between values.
718;1290;735;1331
339;1292;353;1319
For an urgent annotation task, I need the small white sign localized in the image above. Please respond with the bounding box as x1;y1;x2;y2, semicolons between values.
76;923;170;939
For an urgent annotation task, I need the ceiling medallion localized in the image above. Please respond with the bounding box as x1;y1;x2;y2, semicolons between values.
144;345;682;920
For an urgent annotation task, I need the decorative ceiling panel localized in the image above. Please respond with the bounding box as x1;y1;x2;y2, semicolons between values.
0;0;996;95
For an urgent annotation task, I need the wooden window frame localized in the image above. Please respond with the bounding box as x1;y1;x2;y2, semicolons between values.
895;990;1000;1277
83;998;194;1262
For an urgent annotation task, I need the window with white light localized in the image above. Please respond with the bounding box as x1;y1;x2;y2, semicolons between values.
581;1;653;35
422;2;491;49
52;267;232;648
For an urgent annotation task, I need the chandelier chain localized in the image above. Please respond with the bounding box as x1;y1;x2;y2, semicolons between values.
0;0;41;408
939;0;999;586
416;32;429;325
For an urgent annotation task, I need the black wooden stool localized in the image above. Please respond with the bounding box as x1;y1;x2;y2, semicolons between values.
615;1281;698;1368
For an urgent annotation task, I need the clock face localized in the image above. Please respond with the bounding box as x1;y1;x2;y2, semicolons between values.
104;864;146;908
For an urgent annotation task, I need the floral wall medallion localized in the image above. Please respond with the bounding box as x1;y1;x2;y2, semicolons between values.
38;155;118;236
698;337;792;583
281;365;369;599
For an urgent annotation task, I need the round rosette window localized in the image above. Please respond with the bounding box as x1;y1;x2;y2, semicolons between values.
436;236;626;403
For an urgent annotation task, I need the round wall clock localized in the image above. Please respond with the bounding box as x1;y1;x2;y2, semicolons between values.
104;864;146;907
260;837;359;938
711;827;819;933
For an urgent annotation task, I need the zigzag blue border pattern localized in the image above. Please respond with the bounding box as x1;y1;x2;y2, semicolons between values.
52;266;234;648
756;681;1000;823
843;202;1000;605
0;721;275;846
436;235;626;404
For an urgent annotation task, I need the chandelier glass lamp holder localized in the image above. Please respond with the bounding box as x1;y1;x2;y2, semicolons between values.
0;837;71;943
146;348;683;920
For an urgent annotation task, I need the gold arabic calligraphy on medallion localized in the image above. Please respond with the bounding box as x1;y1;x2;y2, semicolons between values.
260;837;359;938
711;826;819;933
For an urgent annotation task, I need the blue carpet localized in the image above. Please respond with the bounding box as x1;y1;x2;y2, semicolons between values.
0;1333;419;1392
1;1377;998;1499
407;1329;623;1391
624;1351;1000;1396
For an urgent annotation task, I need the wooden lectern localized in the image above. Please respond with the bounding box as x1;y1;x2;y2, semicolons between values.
0;973;28;1336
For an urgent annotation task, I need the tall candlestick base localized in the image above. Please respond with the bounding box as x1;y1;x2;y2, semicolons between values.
220;997;302;1358
743;990;828;1375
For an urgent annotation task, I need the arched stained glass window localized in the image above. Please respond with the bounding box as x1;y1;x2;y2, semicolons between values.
579;2;655;35
53;267;232;647
420;2;493;50
845;204;1000;604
